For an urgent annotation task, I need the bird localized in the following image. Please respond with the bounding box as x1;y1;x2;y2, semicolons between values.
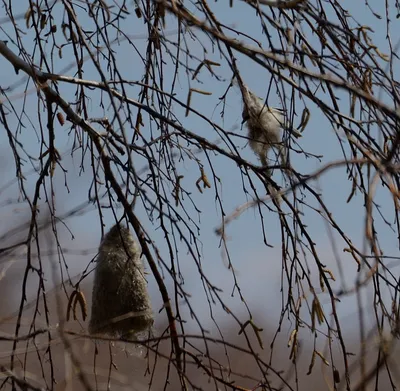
89;224;154;340
238;81;287;177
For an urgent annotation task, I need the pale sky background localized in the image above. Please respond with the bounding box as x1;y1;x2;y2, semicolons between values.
0;0;399;358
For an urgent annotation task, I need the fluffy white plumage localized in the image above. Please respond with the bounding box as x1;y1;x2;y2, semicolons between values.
239;83;286;176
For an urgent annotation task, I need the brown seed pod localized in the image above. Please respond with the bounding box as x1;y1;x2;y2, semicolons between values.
66;290;88;321
135;7;142;18
333;368;340;383
89;224;154;338
56;112;65;126
66;290;77;321
73;291;88;321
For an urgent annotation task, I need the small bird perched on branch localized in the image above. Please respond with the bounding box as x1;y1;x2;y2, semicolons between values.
235;78;287;177
89;224;154;339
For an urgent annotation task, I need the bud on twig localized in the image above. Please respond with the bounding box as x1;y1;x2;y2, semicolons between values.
89;224;154;339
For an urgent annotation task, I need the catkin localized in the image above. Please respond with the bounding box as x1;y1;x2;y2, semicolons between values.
89;224;154;338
